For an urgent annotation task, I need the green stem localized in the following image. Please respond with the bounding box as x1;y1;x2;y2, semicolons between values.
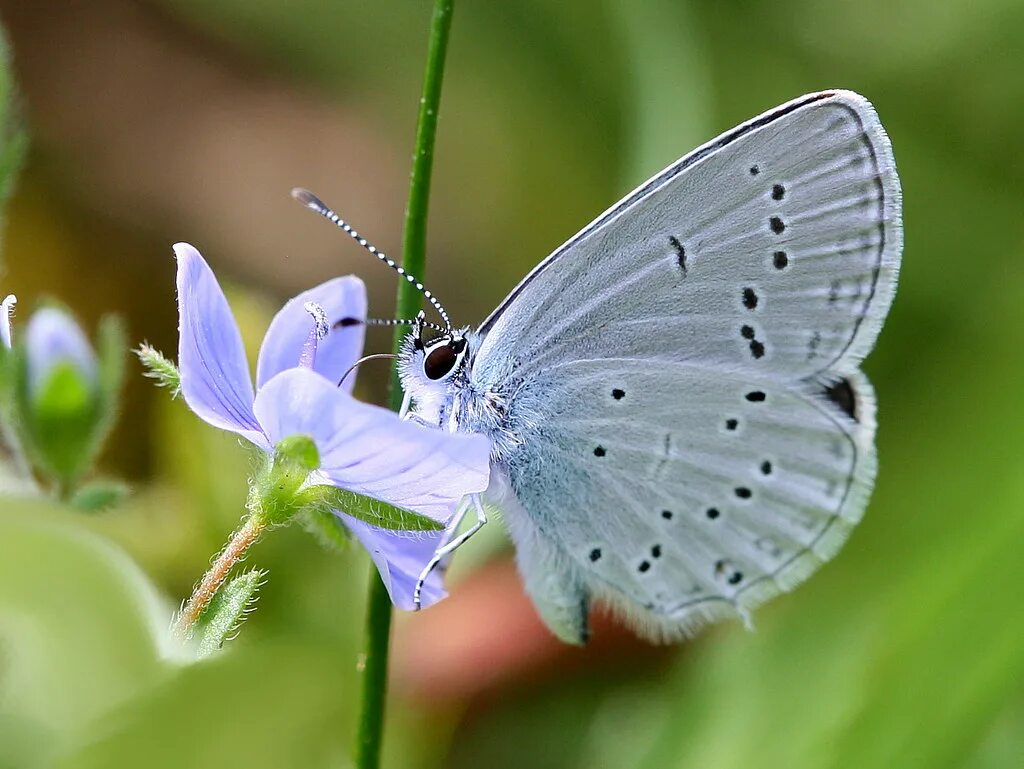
172;514;267;640
392;0;455;396
354;2;455;769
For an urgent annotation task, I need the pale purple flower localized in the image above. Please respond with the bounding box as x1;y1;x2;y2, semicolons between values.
174;243;490;609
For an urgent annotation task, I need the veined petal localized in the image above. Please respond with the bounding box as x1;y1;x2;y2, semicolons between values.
1;294;15;348
174;243;265;446
254;368;491;523
256;276;367;392
340;514;449;611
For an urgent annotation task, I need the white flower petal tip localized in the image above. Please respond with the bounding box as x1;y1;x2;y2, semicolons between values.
1;294;17;349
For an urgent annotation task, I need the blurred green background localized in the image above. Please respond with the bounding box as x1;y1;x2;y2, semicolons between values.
1;0;1022;767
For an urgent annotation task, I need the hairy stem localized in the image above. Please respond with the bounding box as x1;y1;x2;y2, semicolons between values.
354;2;455;768
173;515;266;639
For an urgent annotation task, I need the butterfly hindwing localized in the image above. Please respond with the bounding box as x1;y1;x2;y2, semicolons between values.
502;360;876;641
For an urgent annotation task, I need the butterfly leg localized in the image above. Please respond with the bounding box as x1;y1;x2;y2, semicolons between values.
398;390;413;419
412;493;489;610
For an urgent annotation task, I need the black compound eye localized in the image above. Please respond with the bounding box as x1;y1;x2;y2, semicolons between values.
423;342;462;381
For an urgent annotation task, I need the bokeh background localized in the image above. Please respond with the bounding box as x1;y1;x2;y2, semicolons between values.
1;1;1023;767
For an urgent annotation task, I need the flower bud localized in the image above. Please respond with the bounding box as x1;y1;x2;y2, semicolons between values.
9;306;125;491
24;307;98;403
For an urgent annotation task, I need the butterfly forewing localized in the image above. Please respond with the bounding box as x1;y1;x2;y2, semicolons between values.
475;90;901;382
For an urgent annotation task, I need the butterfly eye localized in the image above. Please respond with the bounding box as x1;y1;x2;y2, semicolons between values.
423;338;466;381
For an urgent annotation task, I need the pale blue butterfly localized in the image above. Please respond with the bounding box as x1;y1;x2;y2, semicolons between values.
296;90;903;643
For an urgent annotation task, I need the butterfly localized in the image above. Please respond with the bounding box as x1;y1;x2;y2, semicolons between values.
297;89;902;643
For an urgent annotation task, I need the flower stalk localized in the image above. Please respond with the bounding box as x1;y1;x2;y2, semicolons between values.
172;514;267;640
355;1;456;767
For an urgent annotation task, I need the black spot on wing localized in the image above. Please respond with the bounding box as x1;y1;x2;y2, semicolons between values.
823;378;858;421
668;236;687;274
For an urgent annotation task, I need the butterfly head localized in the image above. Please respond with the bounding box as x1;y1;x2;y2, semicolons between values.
397;314;475;424
419;332;469;383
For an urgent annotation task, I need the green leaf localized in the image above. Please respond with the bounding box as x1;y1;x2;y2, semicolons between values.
134;342;181;396
193;568;267;658
69;479;130;513
0;505;168;768
307;485;444;532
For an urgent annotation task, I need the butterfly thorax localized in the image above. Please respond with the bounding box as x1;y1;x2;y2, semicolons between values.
398;329;532;462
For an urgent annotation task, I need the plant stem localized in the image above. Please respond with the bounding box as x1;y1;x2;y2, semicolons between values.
172;515;266;639
354;2;455;768
392;0;455;383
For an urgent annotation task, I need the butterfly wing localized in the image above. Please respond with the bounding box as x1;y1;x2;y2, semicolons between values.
476;90;900;381
472;90;901;642
498;360;875;642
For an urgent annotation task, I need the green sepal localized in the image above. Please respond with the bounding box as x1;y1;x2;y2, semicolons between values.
298;506;352;553
21;359;98;484
250;435;320;526
93;314;126;445
135;342;180;396
193;568;267;658
302;485;444;532
249;434;443;533
0;332;19;433
274;434;320;472
69;478;130;513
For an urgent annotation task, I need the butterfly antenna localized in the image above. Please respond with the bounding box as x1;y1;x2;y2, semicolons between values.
332;314;448;335
292;188;452;333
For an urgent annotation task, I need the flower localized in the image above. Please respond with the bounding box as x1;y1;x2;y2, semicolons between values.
0;297;122;488
174;243;490;609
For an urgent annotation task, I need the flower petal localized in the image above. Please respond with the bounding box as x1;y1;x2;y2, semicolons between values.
174;243;265;447
23;307;98;394
1;294;16;349
256;276;366;392
340;514;450;610
253;368;491;523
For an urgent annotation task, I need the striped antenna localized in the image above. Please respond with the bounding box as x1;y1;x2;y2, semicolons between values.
332;315;448;335
292;188;452;333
